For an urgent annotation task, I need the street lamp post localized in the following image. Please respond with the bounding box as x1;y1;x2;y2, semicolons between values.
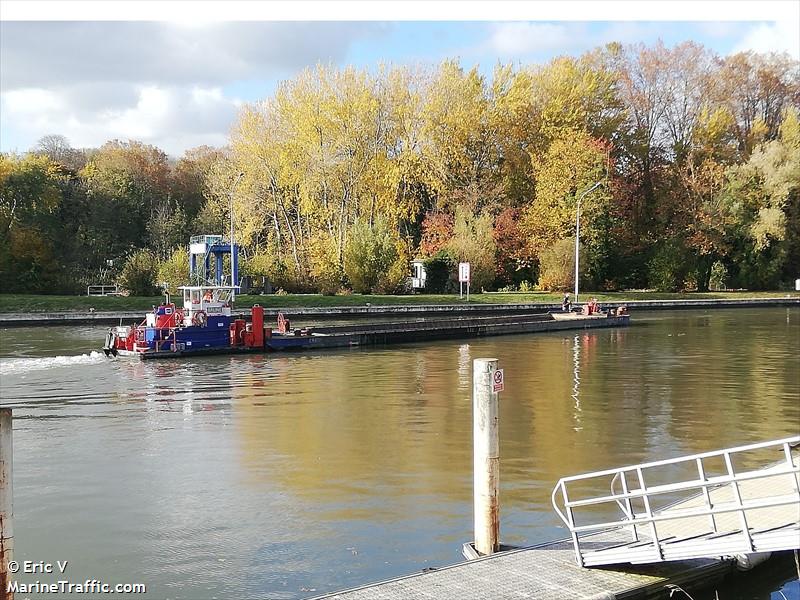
574;181;602;305
229;172;244;300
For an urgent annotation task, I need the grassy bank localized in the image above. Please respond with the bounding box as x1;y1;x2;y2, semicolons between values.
1;291;798;313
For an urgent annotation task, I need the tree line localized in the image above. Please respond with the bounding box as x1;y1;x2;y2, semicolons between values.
1;41;798;296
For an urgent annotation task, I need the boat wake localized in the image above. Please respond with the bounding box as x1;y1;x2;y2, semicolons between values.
0;351;106;376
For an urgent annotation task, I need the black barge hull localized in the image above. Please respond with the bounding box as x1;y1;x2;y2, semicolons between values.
113;313;630;359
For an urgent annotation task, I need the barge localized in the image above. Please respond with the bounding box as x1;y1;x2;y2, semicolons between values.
102;298;631;360
102;234;630;360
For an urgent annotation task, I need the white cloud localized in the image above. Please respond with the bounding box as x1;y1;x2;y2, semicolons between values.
0;22;380;92
1;84;241;155
732;20;800;58
696;22;745;39
483;22;669;60
0;21;380;155
488;22;574;55
3;89;64;116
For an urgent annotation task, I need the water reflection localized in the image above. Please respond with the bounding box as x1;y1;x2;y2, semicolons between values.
458;344;471;389
571;334;582;432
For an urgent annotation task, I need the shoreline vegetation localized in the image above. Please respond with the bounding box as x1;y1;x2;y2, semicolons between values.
2;45;799;302
1;291;798;314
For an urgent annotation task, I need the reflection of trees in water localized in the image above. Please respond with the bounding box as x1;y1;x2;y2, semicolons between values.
659;310;799;450
458;344;471;390
233;347;473;508
225;311;799;521
232;337;622;512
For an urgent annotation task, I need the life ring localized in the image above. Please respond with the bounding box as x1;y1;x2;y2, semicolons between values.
277;312;292;334
192;310;208;327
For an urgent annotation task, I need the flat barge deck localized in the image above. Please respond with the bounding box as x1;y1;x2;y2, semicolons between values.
127;312;630;359
2;296;798;327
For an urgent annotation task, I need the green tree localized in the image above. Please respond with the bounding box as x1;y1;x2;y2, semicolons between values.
720;108;800;288
445;206;496;291
157;247;190;295
0;153;63;238
521;131;610;257
538;237;578;292
423;251;456;294
81;140;172;260
344;218;399;294
0;154;66;291
118;248;160;296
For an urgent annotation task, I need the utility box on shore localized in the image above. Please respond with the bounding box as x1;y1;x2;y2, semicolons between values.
411;259;427;291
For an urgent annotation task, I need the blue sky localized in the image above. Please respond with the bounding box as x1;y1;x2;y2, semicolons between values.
1;13;798;156
221;21;792;104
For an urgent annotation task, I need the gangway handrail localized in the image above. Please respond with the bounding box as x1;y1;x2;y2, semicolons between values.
566;495;800;533
567;464;800;507
551;436;800;567
557;436;800;482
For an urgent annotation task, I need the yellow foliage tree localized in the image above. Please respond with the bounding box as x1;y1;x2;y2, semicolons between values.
522;131;610;256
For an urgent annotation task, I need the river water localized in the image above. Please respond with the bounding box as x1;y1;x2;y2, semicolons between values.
1;308;798;599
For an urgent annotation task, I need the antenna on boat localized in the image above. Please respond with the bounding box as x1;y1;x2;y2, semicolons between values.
229;172;244;301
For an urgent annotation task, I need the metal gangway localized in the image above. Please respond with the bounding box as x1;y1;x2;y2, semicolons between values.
552;436;800;567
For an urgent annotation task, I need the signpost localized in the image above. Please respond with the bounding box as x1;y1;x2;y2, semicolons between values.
459;262;471;301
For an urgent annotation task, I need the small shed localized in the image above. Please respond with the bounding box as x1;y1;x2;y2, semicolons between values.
411;259;427;291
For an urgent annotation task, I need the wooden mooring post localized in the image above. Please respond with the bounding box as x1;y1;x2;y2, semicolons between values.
1;408;12;600
473;358;500;556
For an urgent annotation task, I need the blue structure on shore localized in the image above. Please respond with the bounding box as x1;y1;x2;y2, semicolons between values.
188;234;240;288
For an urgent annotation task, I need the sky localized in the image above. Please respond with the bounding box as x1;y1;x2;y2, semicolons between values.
1;1;798;157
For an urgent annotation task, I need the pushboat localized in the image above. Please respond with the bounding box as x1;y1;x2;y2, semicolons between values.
102;234;313;359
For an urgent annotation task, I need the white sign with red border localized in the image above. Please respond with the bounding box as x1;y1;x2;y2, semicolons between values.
459;262;471;283
492;369;504;393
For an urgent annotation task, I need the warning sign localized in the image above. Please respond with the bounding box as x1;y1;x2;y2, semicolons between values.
459;262;471;283
492;369;504;393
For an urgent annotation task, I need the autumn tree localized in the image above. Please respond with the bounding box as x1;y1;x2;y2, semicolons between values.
33;134;87;172
173;145;226;221
344;217;399;294
493;207;533;286
719;52;800;156
7;42;797;296
521;132;611;255
81;140;173;262
720;107;800;288
445;206;496;291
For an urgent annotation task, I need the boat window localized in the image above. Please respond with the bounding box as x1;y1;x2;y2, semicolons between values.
191;290;201;304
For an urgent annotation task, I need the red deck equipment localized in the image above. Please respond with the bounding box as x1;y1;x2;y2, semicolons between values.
230;319;246;346
250;305;264;348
